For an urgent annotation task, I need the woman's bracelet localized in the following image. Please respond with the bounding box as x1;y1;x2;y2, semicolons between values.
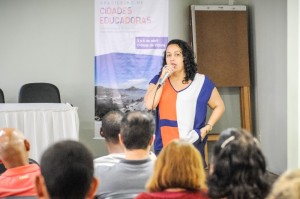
205;123;213;133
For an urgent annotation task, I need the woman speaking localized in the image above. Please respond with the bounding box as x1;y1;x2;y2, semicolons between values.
144;39;225;167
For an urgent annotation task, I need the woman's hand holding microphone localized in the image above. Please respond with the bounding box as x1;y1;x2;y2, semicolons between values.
158;65;175;87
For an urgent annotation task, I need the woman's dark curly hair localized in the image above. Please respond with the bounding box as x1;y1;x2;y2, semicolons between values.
207;128;270;199
161;39;197;83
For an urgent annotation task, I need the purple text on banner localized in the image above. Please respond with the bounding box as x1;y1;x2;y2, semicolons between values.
135;37;168;49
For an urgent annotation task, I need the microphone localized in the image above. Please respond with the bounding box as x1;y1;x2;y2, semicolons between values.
158;71;170;87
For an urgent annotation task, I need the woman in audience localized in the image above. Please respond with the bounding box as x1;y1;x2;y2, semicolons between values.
207;128;270;199
135;139;209;199
266;168;300;199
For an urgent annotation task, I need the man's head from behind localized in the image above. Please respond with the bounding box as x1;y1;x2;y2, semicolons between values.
100;110;124;144
35;140;98;199
120;111;154;150
0;128;30;168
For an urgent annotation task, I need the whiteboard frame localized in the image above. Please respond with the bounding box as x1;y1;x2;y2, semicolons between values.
190;5;247;61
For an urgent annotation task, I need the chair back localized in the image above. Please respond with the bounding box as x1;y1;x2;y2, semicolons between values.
0;163;6;174
0;88;4;103
28;158;39;165
19;83;61;103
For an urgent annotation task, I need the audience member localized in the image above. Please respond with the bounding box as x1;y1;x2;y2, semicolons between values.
95;111;155;198
266;168;300;199
0;128;40;198
35;140;98;199
135;139;209;199
207;128;270;199
94;110;125;167
94;111;156;169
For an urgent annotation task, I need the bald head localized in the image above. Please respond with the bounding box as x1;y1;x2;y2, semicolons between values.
0;128;30;168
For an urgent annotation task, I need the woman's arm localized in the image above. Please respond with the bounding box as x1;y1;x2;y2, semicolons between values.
200;87;225;138
144;83;163;110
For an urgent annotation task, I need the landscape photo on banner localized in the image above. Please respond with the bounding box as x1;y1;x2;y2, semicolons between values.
94;0;168;138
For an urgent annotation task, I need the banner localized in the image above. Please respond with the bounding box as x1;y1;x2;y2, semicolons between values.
94;0;168;137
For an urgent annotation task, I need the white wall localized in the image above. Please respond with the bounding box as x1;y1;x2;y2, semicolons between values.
189;0;289;174
248;0;287;174
0;0;206;158
287;0;300;169
1;0;293;174
0;0;245;158
0;0;105;156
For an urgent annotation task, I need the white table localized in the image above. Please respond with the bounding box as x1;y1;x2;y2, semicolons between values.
0;103;79;162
